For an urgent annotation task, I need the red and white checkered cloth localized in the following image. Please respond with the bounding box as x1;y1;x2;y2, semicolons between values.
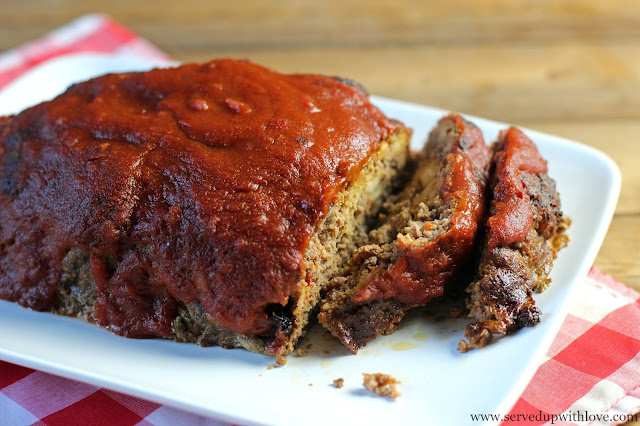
0;15;639;426
0;14;168;91
505;268;640;426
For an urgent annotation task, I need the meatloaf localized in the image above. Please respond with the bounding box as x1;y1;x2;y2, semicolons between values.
318;113;492;353
458;127;570;352
0;58;411;357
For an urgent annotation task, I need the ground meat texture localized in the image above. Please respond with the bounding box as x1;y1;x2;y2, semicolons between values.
362;373;401;399
319;113;492;353
458;127;570;352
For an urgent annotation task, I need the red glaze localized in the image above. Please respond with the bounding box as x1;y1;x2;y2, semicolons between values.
352;114;492;306
487;127;548;249
0;59;397;338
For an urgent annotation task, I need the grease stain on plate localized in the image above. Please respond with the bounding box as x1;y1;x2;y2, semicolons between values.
392;342;420;351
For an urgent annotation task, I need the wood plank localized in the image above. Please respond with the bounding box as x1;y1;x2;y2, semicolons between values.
2;6;640;124
519;119;640;216
1;0;640;51
166;42;640;123
594;215;640;291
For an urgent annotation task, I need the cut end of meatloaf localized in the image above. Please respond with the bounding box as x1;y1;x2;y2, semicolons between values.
170;127;411;354
458;127;570;353
319;113;492;353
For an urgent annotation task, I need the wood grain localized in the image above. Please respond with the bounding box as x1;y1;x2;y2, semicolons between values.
165;42;640;123
2;1;640;49
595;215;640;289
521;119;640;215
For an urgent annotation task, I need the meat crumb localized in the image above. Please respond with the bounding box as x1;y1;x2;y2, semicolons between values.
362;373;401;399
276;353;288;366
457;339;470;353
296;349;309;357
333;378;344;388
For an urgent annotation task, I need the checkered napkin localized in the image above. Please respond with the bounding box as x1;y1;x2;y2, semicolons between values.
0;15;638;426
505;268;640;426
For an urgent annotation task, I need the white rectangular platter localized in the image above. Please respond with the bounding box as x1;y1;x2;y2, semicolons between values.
0;53;621;426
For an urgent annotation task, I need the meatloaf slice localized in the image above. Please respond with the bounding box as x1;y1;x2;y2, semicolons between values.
0;58;411;357
318;113;492;353
458;127;570;352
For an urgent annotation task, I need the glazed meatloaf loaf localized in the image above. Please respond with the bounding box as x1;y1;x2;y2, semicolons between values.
318;113;492;353
458;127;570;352
0;58;411;357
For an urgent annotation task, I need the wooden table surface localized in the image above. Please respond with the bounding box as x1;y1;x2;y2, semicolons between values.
1;0;639;423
